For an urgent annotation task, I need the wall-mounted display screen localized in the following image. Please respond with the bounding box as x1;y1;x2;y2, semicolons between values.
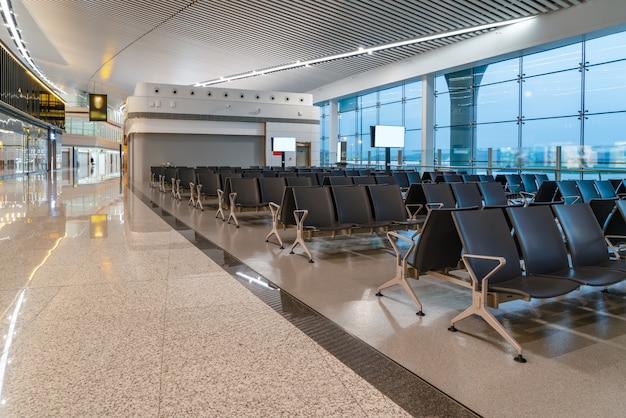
370;125;405;148
272;137;296;152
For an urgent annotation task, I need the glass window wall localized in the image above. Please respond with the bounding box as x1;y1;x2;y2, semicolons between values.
318;27;626;177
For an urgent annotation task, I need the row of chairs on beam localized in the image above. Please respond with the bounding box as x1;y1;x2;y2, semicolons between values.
226;174;626;359
404;179;626;232
377;201;626;363
207;175;425;260
149;166;416;208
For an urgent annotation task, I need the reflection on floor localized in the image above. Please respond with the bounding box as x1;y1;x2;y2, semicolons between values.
1;172;625;417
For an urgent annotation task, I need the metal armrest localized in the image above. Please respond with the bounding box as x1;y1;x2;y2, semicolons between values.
605;235;626;259
426;202;444;212
461;253;506;293
405;203;423;220
561;195;580;204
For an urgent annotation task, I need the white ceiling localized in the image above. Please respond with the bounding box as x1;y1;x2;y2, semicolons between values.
1;0;586;107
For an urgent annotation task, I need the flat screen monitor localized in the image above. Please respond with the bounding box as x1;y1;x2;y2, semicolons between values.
370;125;405;148
89;93;107;121
272;137;296;152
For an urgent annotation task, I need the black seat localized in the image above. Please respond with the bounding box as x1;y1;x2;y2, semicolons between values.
366;184;425;230
520;173;538;195
575;180;600;203
289;186;354;263
442;173;463;183
374;175;398;186
404;183;428;217
451;208;580;362
227;177;265;227
391;172;410;188
531;180;558;203
422;183;456;210
259;177;286;205
504;174;524;195
406;172;422;184
594;180;618;199
602;199;626;248
325;176;354;186
553;203;626;277
286;176;312;187
478;181;515;207
451;182;483;208
377;208;469;315
331;186;391;230
175;167;196;200
353;175;376;185
297;172;318;185
555;180;582;204
461;174;480;183
507;205;625;287
535;173;549;186
588;198;617;230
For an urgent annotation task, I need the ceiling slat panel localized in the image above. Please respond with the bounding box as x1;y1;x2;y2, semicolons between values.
13;0;588;102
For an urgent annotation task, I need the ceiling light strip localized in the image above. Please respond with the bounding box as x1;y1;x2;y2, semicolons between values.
194;16;534;87
0;0;65;95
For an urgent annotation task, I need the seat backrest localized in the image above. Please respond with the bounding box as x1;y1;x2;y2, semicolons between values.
259;177;287;204
374;175;398;185
220;173;243;196
594;180;617;199
443;173;463;183
177;167;195;185
535;173;549;186
505;174;524;194
405;183;427;211
556;180;582;204
552;203;610;267
367;184;408;222
588;198;617;230
197;171;221;195
533;180;558;203
326;176;354;186
331;186;374;225
297;172;318;185
506;205;571;274
478;181;508;206
292;186;337;227
520;174;538;193
421;172;438;183
406;172;422;184
462;174;480;183
575;180;600;203
422;183;456;209
411;208;465;271
452;208;523;284
353;175;376;185
165;167;178;181
604;198;626;236
391;172;410;188
286;176;312;187
478;174;496;182
451;182;483;208
229;177;261;206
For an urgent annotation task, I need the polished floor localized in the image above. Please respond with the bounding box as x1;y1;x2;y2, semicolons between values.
1;172;625;417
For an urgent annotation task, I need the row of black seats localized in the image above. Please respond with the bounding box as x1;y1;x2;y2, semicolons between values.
277;184;424;263
378;201;626;362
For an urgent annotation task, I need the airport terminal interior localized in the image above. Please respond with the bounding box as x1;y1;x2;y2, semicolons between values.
3;1;626;417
